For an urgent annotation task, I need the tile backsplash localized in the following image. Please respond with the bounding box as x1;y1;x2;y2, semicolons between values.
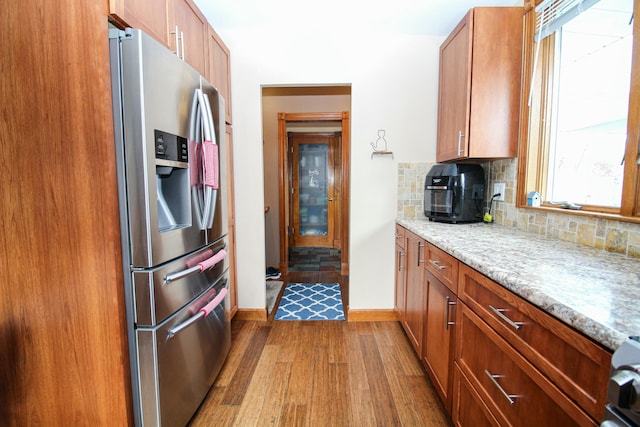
398;159;640;258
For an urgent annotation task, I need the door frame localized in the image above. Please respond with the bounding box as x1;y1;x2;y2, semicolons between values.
278;112;350;275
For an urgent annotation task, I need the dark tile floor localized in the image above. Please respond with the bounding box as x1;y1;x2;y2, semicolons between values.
288;246;341;272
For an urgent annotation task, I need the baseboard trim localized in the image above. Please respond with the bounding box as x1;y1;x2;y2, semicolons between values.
233;308;267;321
340;263;349;276
347;309;399;322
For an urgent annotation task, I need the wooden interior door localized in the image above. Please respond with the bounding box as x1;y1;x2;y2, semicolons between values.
290;132;336;247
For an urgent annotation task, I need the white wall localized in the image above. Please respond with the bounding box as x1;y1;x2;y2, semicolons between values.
220;26;443;310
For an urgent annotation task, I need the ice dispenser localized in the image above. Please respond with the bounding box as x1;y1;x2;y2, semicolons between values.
154;129;190;232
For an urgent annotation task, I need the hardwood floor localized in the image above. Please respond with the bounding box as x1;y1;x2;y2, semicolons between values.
189;294;452;426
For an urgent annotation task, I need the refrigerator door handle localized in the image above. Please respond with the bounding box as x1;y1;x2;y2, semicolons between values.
189;91;205;230
190;89;219;230
167;287;228;339
164;265;202;285
164;246;227;284
201;91;218;230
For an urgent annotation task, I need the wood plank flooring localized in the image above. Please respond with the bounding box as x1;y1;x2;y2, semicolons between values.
189;319;451;426
189;269;450;426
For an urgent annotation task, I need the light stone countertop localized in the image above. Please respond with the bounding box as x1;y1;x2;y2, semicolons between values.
397;217;640;351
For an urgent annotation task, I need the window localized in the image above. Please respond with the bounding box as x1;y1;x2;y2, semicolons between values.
518;0;640;218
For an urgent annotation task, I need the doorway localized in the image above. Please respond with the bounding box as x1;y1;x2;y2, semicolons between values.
278;112;350;276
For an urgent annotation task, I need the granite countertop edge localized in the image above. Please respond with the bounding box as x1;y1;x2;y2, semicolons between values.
397;217;640;352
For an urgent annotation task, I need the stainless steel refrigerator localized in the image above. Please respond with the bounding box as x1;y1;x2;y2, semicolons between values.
109;28;230;426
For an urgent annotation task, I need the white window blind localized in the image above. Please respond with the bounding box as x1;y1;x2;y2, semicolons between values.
534;0;600;41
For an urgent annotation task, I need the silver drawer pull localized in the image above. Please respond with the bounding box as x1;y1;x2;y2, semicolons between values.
429;259;446;270
484;370;516;405
395;233;402;238
417;242;425;265
445;296;456;330
489;305;523;330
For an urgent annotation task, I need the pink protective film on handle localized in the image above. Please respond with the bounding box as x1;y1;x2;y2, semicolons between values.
203;140;219;190
197;248;226;271
185;248;213;269
200;287;228;317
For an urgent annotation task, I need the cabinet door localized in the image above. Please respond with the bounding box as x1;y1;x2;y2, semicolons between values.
403;232;426;355
109;0;169;47
436;7;521;162
225;125;238;317
466;8;522;159
423;272;456;412
170;0;208;76
394;242;406;321
436;10;471;162
394;226;407;320
207;27;232;124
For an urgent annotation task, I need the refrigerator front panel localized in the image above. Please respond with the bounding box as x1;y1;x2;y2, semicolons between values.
137;273;230;427
115;29;207;268
133;238;229;326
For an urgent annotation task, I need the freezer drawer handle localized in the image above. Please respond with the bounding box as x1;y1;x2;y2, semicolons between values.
167;287;228;339
198;248;226;271
164;248;227;284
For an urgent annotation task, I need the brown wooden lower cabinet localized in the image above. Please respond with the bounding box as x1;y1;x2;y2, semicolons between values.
452;365;499;427
458;263;610;421
394;224;611;426
454;302;597;427
394;225;407;321
422;270;456;412
403;230;426;355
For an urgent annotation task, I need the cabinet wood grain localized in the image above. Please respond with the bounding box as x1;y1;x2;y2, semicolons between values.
110;0;169;45
423;271;457;412
403;231;426;355
110;0;218;79
458;263;610;421
207;27;233;124
394;225;407;321
225;125;238;317
455;303;596;426
437;7;522;162
452;366;499;427
1;2;130;425
170;0;208;76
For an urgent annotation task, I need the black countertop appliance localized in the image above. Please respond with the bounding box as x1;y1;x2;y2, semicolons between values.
424;163;485;223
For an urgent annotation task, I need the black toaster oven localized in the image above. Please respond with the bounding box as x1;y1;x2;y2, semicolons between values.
424;163;485;223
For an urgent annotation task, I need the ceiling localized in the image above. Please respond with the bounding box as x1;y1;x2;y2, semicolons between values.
194;0;522;37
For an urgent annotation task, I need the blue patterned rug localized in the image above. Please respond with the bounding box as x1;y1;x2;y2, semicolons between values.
274;283;345;321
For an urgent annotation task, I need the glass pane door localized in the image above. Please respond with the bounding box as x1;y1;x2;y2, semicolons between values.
298;143;329;238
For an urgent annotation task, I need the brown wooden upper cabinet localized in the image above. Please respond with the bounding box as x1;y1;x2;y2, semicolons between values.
207;27;233;124
109;0;233;124
169;0;208;77
436;7;523;163
109;0;169;46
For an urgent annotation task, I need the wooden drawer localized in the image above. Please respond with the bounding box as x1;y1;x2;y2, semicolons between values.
452;364;500;427
395;224;406;250
456;303;597;427
458;264;610;421
425;243;459;293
